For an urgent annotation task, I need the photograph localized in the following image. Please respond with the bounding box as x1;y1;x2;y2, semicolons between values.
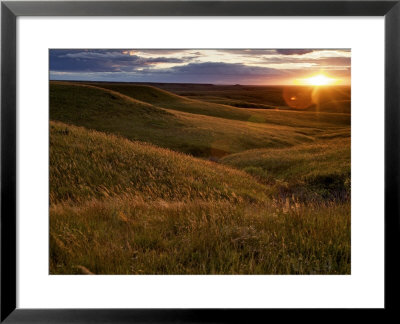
49;48;351;275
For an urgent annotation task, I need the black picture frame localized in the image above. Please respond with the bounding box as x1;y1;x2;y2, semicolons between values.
1;0;399;322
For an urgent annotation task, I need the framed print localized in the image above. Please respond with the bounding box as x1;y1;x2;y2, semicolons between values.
1;0;399;322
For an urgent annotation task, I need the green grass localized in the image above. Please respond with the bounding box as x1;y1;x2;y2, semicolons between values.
49;81;351;275
221;137;350;201
51;197;350;275
84;82;351;125
50;82;348;158
50;122;350;275
50;121;269;205
83;82;259;121
148;83;351;114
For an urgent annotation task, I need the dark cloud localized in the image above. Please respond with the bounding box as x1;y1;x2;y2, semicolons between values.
50;62;290;84
50;62;350;84
49;49;351;85
275;49;315;55
217;49;276;55
168;62;283;76
50;49;187;73
135;49;187;55
260;55;351;67
217;49;350;57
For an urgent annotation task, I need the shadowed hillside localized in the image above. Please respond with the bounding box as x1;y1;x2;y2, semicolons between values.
83;82;257;121
50;121;269;205
221;137;350;201
81;81;351;120
51;82;347;158
97;82;351;114
50;122;350;275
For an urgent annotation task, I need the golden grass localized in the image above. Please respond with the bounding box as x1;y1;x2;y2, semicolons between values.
51;196;350;275
50;82;348;158
50;121;269;205
221;137;350;201
49;82;351;275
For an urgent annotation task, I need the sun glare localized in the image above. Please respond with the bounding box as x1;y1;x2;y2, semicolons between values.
297;74;337;86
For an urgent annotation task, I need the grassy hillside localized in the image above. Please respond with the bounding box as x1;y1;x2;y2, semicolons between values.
50;121;269;205
85;82;351;125
83;82;257;121
221;137;350;201
132;82;351;114
50;122;350;274
50;83;338;158
49;80;351;275
50;82;349;158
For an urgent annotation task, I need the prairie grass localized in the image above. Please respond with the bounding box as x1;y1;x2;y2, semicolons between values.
145;82;351;114
50;194;350;275
221;137;350;201
50;82;348;158
82;82;260;121
83;82;350;126
49;82;351;275
50;122;269;205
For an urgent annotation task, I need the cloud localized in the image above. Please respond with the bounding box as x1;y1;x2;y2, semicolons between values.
168;62;283;76
217;49;277;56
260;55;351;67
50;49;187;73
317;56;351;66
275;49;315;55
49;49;351;84
135;49;188;55
50;62;291;84
133;62;293;84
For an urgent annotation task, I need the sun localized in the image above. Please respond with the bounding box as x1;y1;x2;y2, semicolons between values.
298;74;337;86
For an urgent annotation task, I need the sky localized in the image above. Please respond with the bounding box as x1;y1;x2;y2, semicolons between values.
49;49;351;85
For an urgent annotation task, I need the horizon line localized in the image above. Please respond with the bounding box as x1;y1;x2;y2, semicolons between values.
49;79;351;87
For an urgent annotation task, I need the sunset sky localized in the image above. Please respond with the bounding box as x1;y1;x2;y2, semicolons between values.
50;49;351;85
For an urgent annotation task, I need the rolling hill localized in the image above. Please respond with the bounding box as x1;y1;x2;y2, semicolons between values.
50;121;270;205
50;121;350;275
82;82;257;121
221;137;350;201
116;82;351;114
83;81;351;123
51;83;326;158
50;82;349;158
